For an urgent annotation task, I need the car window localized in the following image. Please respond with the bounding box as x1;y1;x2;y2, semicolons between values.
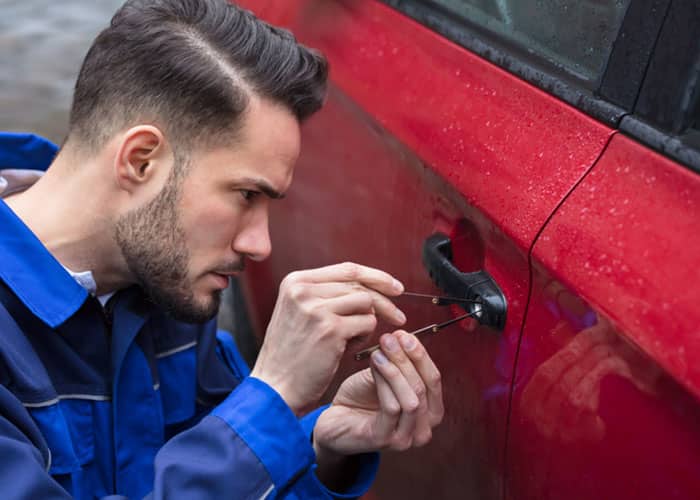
426;0;631;83
618;0;700;173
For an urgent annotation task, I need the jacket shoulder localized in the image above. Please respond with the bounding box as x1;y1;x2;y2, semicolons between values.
0;132;57;171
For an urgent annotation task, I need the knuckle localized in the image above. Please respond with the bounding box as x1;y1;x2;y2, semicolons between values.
434;407;445;425
410;344;427;360
430;411;444;427
359;291;374;308
413;381;427;400
392;435;413;451
429;405;445;426
287;283;306;301
404;399;420;414
333;339;347;358
385;402;401;418
299;299;316;316
282;272;300;287
366;314;378;331
414;429;433;447
373;435;389;449
341;262;359;280
428;370;442;389
319;316;339;335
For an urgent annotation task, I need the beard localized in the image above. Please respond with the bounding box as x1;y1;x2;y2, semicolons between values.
114;171;221;323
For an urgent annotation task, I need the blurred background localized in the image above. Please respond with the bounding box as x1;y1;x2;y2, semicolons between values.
0;0;124;141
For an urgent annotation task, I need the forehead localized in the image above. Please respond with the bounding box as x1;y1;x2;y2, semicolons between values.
240;96;302;161
191;96;301;187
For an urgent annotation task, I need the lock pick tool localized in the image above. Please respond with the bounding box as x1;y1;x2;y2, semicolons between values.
354;291;483;361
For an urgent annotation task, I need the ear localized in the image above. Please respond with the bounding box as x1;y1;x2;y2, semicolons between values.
113;125;171;193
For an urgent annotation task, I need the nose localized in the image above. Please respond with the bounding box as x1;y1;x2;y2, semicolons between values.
232;205;272;262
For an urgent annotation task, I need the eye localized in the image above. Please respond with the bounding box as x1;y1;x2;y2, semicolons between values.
240;189;261;202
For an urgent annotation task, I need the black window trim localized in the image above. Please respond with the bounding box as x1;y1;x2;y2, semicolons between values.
623;0;700;174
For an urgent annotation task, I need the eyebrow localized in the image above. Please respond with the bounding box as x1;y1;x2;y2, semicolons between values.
237;177;286;199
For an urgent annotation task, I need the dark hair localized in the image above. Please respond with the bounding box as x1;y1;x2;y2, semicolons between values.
67;0;328;152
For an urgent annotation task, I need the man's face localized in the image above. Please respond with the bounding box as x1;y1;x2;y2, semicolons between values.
115;97;300;322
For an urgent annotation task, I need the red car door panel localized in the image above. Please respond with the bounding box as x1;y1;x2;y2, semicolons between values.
507;134;700;498
235;1;616;498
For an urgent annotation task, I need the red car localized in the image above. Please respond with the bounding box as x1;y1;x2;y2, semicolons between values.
226;1;700;498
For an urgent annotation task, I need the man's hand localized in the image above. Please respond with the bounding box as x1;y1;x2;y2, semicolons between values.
250;263;407;415
312;330;444;469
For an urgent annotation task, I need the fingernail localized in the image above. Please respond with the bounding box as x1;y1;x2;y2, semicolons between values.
393;279;404;293
372;351;388;365
400;334;417;351
395;309;407;323
383;335;399;353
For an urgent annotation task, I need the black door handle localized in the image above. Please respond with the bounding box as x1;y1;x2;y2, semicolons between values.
422;233;507;331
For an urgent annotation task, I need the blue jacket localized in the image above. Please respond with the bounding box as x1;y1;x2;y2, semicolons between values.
0;133;378;499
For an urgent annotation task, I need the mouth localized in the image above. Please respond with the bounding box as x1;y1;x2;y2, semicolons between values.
210;272;233;289
215;270;241;278
209;260;245;289
210;264;245;289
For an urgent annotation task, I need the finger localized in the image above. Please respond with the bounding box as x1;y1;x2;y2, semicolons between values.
371;346;419;451
373;353;422;451
311;284;407;326
306;282;367;298
387;332;433;447
380;333;427;408
370;357;401;440
397;331;444;428
290;262;404;296
370;290;407;326
336;314;378;340
380;332;434;444
323;291;375;316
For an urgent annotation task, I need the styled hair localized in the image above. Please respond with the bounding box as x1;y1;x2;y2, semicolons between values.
67;0;328;152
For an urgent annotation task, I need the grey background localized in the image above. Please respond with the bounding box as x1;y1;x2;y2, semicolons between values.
1;0;124;141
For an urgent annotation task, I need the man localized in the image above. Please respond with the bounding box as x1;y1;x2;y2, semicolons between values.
0;0;443;498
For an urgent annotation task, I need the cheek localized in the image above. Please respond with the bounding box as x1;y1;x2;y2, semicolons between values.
180;199;241;251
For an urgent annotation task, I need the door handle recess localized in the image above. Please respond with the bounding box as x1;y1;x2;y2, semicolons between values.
422;233;507;331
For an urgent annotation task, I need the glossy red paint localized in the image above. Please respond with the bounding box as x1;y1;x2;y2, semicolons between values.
241;0;613;250
235;1;618;498
507;134;700;498
532;134;700;398
246;89;531;499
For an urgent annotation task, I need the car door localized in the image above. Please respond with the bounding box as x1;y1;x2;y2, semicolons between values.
232;1;637;498
506;2;700;498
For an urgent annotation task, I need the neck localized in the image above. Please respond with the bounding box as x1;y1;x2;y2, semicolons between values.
4;148;133;295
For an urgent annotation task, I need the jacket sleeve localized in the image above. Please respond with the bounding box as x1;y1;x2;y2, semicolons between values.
0;375;322;500
0;325;377;499
0;385;72;499
217;330;380;498
157;331;379;499
152;376;378;499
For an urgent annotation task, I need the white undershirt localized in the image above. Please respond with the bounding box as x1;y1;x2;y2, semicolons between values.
63;267;115;307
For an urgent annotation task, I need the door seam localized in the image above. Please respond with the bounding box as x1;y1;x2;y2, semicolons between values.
500;130;618;500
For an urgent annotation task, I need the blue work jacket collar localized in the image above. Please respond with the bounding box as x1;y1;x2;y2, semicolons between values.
0;132;89;328
0;199;89;328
